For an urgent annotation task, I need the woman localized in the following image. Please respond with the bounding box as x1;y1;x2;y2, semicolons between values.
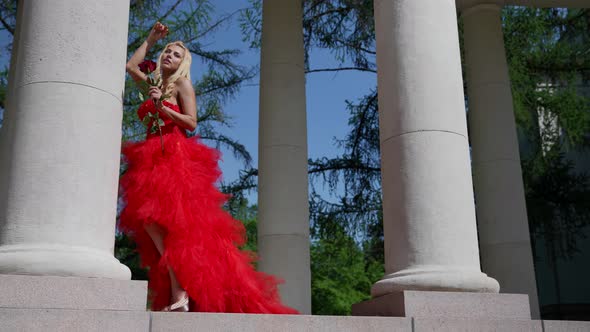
120;22;297;314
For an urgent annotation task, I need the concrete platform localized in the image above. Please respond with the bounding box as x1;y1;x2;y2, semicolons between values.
1;275;589;331
543;320;590;332
3;310;589;332
151;313;411;332
352;290;531;319
0;274;147;310
0;308;149;332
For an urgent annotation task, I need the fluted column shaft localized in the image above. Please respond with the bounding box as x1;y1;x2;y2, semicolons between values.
0;0;131;279
462;4;540;318
257;0;311;314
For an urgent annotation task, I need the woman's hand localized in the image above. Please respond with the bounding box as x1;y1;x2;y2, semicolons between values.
149;86;163;102
147;22;169;45
149;86;169;118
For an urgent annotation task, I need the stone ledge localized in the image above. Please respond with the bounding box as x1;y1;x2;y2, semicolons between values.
413;317;542;332
150;312;412;332
1;307;588;332
352;290;531;319
543;320;590;332
0;308;149;332
0;274;147;311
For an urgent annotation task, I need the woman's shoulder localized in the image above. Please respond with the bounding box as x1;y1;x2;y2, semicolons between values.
174;77;194;98
174;76;192;88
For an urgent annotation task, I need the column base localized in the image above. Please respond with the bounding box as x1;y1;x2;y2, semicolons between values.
0;244;131;280
352;290;531;319
371;266;499;297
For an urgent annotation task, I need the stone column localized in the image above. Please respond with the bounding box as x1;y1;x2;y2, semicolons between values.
462;4;540;318
370;0;499;297
0;0;131;279
257;0;311;313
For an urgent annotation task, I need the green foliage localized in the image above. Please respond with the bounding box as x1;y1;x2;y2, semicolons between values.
225;196;258;252
501;7;590;260
301;3;590;257
502;7;590;152
300;3;590;315
0;0;16;125
241;0;376;71
115;233;149;281
302;0;375;69
309;91;381;237
311;221;382;315
239;0;262;49
523;152;590;259
0;0;16;40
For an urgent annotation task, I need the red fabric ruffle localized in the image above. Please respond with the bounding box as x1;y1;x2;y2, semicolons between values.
118;100;297;314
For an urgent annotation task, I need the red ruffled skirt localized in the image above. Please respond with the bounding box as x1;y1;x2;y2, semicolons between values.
119;118;297;314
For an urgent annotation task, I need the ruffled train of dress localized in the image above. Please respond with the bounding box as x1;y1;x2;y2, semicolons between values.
118;100;297;314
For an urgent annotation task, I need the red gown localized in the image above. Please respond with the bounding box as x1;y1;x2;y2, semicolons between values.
119;99;297;314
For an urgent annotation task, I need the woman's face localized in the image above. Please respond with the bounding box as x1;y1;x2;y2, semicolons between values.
161;45;185;73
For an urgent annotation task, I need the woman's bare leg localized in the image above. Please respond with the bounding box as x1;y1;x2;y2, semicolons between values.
144;223;188;308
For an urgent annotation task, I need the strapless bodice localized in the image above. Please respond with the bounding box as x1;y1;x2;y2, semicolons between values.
137;99;186;139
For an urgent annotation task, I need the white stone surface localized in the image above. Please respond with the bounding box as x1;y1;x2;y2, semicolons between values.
353;290;531;319
543;320;590;332
462;4;540;318
257;0;311;314
257;234;310;312
0;308;149;332
371;0;498;297
414;317;542;332
456;0;590;10
151;312;412;332
0;274;147;311
5;309;590;332
0;0;131;279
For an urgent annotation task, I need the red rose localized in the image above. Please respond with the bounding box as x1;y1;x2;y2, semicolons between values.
138;60;157;74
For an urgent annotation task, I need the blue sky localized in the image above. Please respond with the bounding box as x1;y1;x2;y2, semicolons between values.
204;1;376;202
0;1;377;203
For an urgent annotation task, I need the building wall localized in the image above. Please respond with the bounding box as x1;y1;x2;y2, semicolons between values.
530;83;590;320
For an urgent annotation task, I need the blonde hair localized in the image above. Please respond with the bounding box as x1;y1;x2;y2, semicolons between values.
154;41;192;97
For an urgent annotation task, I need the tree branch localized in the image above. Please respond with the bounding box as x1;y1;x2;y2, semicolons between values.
129;0;184;49
0;14;14;35
350;93;377;156
308;163;380;175
306;67;376;74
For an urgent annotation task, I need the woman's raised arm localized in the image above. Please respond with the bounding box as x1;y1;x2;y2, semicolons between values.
126;22;168;83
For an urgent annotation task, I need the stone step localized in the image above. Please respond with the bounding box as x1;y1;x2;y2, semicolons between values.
151;312;410;332
4;309;590;332
0;308;149;332
0;274;147;311
353;290;532;319
1;275;588;332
